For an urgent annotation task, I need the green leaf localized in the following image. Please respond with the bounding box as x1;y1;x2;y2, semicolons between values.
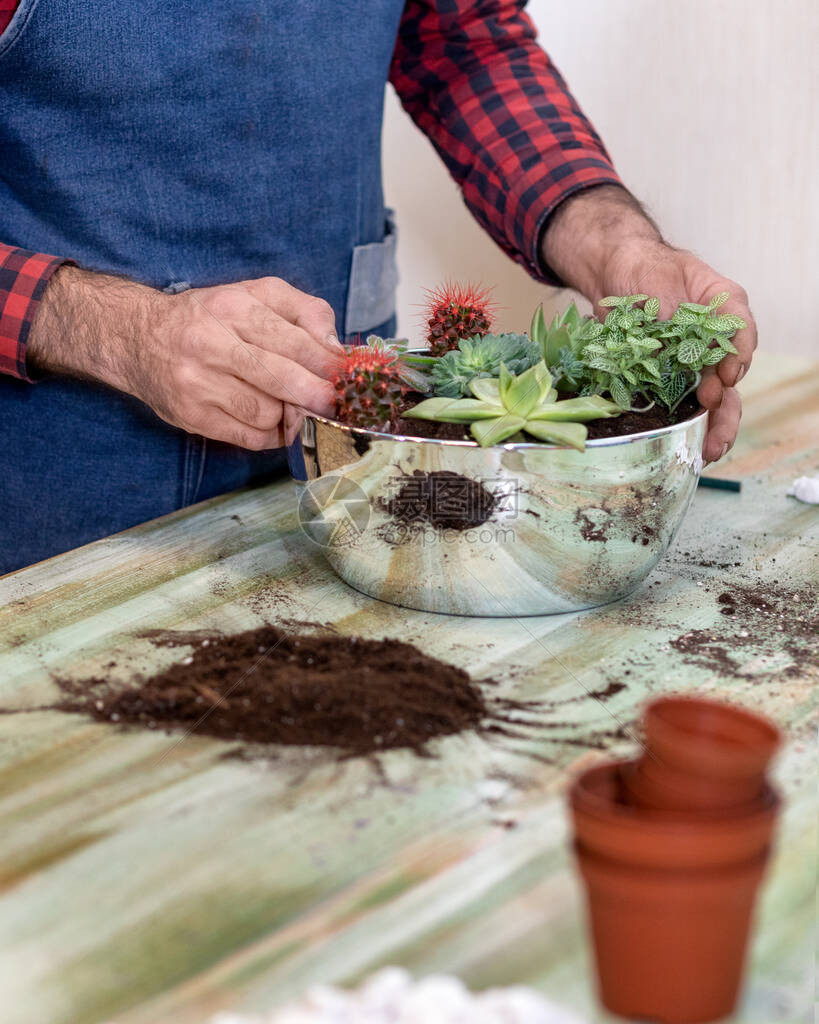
608;376;632;409
523;419;588;451
499;360;553;418
679;302;710;314
639;357;661;378
587;354;618;372
672;307;700;328
643;296;660;319
468;377;504;405
470;415;527;447
529;303;547;348
403;397;502;423
563;301;581;331
544;324;571;366
704;314;746;332
528;395;621;422
699;346;725;366
708;291;730;310
677;337;708;364
598;296;623;307
716;337;738;354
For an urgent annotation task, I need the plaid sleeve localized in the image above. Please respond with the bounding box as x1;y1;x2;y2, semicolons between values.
390;0;623;284
0;244;66;381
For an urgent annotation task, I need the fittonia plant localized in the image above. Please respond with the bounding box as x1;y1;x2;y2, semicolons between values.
404;361;621;450
530;293;745;413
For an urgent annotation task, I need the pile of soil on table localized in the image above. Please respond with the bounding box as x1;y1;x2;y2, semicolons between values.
392;392;701;442
54;625;534;758
377;469;498;531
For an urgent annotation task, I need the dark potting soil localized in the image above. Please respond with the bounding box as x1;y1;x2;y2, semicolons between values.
376;469;498;531
392;392;701;442
54;625;536;758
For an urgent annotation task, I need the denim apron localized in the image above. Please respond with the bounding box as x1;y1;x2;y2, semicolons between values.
0;0;403;573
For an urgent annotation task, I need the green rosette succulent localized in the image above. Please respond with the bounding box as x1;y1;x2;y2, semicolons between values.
404;360;621;451
430;333;542;397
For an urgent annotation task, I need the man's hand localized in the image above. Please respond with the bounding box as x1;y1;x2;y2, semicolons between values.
28;267;345;449
541;186;757;464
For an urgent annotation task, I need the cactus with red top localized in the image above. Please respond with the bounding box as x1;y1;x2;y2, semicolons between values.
332;347;407;430
424;282;496;356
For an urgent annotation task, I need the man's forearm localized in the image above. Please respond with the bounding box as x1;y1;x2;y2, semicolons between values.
540;185;663;299
27;264;158;393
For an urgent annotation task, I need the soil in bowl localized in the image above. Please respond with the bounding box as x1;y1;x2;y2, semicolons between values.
52;624;539;760
392;391;702;442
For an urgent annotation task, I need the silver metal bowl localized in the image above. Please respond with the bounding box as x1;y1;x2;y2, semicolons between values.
292;390;706;617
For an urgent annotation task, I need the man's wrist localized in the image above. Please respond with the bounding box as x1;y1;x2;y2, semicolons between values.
27;264;160;392
539;184;663;300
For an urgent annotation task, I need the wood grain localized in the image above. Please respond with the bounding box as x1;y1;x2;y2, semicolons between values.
0;356;815;1024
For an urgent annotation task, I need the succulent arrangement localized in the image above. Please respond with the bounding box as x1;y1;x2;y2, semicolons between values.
531;292;744;413
405;361;621;450
330;283;746;448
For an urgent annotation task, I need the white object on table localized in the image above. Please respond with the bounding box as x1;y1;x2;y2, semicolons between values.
210;966;587;1024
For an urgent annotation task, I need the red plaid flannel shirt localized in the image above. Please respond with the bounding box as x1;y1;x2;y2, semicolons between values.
0;0;621;381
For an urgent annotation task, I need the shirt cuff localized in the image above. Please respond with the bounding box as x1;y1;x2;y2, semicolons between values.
502;154;623;287
0;244;67;382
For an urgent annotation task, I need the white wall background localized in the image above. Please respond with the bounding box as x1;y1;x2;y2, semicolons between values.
383;0;819;359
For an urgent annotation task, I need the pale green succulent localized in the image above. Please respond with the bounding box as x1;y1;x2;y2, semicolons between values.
430;332;542;397
403;360;621;450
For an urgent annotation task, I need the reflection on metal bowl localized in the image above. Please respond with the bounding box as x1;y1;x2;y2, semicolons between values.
292;402;706;617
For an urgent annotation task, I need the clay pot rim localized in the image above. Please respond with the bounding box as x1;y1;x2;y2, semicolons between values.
620;760;763;816
574;839;771;883
643;695;781;774
571;760;780;835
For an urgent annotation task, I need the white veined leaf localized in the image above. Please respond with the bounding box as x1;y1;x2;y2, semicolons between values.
639;358;661;378
643;297;660;319
587;354;618;372
582;321;607;339
608;376;632;409
665;373;688;404
597;296;623;307
626;294;650;304
704;314;746;332
616;311;634;329
582;343;607;358
708;291;730;310
716;337;738;354
632;337;662;352
621;368;638;385
679;302;710;314
677;337;708;364
699;346;725;366
671;307;700;328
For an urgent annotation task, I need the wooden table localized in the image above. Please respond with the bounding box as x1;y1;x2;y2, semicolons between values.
1;356;816;1024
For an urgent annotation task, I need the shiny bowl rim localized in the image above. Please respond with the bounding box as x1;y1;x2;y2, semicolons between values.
306;406;708;451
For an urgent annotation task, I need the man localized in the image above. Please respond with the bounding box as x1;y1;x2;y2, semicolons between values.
0;1;755;576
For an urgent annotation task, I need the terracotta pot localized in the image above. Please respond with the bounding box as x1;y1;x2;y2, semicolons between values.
621;758;762;814
576;843;769;1024
630;696;781;813
571;761;780;869
569;761;780;1023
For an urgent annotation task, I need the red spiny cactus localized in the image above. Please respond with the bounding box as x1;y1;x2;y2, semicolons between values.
333;348;407;430
424;282;496;356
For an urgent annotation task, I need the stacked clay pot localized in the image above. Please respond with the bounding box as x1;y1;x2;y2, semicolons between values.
569;695;781;1024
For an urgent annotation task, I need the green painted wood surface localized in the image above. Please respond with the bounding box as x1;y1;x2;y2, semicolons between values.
0;356;816;1024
